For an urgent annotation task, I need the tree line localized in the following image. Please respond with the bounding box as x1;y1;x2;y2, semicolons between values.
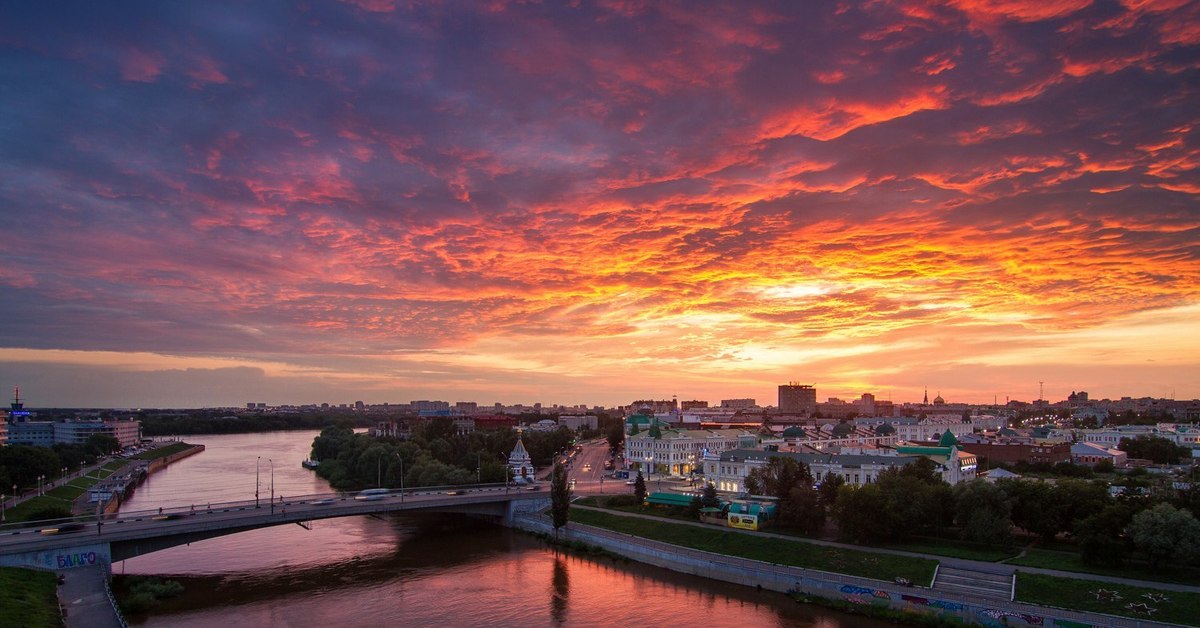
0;435;120;495
694;456;1200;571
309;419;577;490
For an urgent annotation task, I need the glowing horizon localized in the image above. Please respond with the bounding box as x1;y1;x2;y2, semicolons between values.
0;1;1197;408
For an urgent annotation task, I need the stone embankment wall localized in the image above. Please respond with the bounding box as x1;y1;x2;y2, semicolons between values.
513;515;1176;628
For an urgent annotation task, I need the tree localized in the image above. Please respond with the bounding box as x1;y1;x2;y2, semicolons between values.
550;462;570;534
1119;435;1190;465
606;421;624;455
953;480;1013;547
1000;479;1061;542
816;473;844;512
833;484;895;544
86;434;121;456
701;482;721;509
1128;503;1200;569
633;471;647;504
1075;502;1138;566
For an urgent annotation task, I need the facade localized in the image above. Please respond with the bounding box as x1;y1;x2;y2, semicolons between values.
778;383;816;414
956;434;1071;466
719;398;757;410
1071;442;1128;466
558;415;598;431
704;448;922;493
0;417;6;446
6;420;56;447
855;416;974;442
774;423;899;450
680;400;708;411
625;428;754;476
508;435;535;481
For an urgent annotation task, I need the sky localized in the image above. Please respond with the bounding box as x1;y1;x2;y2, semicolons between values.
0;1;1198;409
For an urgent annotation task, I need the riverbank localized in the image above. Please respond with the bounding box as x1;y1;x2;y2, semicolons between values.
511;508;1190;628
0;566;62;627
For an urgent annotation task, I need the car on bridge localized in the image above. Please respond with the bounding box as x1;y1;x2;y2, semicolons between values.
40;522;86;535
355;488;390;501
152;513;188;521
310;497;338;505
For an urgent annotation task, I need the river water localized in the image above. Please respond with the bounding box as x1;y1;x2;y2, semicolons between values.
118;431;894;627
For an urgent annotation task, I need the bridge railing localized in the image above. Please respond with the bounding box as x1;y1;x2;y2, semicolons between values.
0;482;523;534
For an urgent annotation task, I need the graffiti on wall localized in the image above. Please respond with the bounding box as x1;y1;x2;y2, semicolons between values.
839;584;891;606
977;608;1045;627
900;594;964;612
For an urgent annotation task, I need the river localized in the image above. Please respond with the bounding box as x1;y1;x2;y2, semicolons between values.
118;431;895;627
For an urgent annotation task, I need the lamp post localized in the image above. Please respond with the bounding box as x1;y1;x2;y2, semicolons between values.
377;453;382;488
2;492;6;522
269;458;275;514
476;452;481;484
397;453;404;502
256;456;261;508
37;475;44;496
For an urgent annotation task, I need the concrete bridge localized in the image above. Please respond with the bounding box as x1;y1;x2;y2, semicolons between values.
0;484;550;572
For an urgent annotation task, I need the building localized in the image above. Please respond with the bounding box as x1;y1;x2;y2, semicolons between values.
680;400;708;411
778;383;816;414
774;423;899;450
558;415;598;431
956;434;1071;466
508;434;535;481
625;428;755;476
629;399;678;415
53;419;142;448
719;398;757;410
855;416;974;442
1071;442;1128;467
0;417;5;446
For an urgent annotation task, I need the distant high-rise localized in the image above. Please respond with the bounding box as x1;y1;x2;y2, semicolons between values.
778;383;816;414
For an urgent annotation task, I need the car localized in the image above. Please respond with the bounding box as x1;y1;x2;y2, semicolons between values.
626;480;637;486
310;497;337;505
444;490;463;496
355;488;389;501
40;522;86;535
526;485;542;491
582;464;591;472
568;479;576;489
152;513;187;521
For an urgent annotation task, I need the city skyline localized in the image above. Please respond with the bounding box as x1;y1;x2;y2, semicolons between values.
1;2;1198;408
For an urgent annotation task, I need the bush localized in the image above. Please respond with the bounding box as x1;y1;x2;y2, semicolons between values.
603;494;641;507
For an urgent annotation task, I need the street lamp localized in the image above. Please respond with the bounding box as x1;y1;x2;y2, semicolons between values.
256;456;261;508
269;459;275;514
37;475;44;496
2;492;6;522
396;453;404;502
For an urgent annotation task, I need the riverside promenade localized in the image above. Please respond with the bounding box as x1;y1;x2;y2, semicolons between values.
514;505;1197;628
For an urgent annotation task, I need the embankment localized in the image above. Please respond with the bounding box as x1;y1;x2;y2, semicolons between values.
513;514;1177;628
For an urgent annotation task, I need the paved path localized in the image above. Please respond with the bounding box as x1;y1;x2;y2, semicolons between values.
57;565;124;628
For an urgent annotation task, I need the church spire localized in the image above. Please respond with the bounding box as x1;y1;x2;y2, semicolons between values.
923;387;928;405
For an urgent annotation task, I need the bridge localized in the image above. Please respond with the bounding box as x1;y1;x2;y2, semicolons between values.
0;484;550;572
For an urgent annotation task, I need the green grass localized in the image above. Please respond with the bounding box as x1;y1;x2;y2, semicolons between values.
1009;548;1200;585
881;538;1018;562
569;507;937;585
131;442;196;460
0;567;63;627
1016;572;1200;626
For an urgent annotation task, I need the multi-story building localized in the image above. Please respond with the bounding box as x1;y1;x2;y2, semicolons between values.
956;434;1071;466
558;415;598;431
705;440;976;493
625;428;755;476
719;398;757;410
680;400;708;411
0;417;6;447
775;423;899;449
855;416;974;442
778;383;816;414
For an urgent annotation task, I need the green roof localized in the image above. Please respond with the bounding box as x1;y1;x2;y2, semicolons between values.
938;429;958;447
646;492;697;507
896;446;951;456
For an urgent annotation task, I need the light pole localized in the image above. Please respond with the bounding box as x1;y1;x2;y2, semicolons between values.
37;475;44;496
476;452;481;484
2;492;6;522
256;456;261;508
376;453;382;488
269;459;275;514
397;453;404;502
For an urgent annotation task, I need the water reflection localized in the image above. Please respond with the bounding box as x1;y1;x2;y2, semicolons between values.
550;554;568;625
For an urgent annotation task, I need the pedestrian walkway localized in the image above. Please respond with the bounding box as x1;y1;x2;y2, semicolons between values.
58;564;124;628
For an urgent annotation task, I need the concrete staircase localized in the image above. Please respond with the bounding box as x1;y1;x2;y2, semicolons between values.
933;566;1013;600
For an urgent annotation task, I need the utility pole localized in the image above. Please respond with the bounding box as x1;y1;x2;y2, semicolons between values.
1039;381;1044;402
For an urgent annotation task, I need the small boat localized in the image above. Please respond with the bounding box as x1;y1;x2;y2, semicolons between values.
301;459;320;469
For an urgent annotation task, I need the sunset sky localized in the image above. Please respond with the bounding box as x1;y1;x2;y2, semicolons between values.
1;1;1198;409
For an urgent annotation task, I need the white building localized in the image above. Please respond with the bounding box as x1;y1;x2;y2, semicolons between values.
625;428;755;476
558;415;598;431
508;435;535;481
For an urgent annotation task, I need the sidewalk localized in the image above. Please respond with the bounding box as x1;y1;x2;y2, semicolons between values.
57;564;124;628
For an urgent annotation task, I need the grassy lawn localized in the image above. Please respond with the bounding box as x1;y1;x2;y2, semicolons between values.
132;442;196;461
569;507;937;585
1016;573;1200;627
0;567;62;627
881;538;1018;562
1009;548;1200;585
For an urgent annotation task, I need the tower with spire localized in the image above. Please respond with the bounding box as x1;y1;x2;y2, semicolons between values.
508;430;534;482
923;387;929;405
